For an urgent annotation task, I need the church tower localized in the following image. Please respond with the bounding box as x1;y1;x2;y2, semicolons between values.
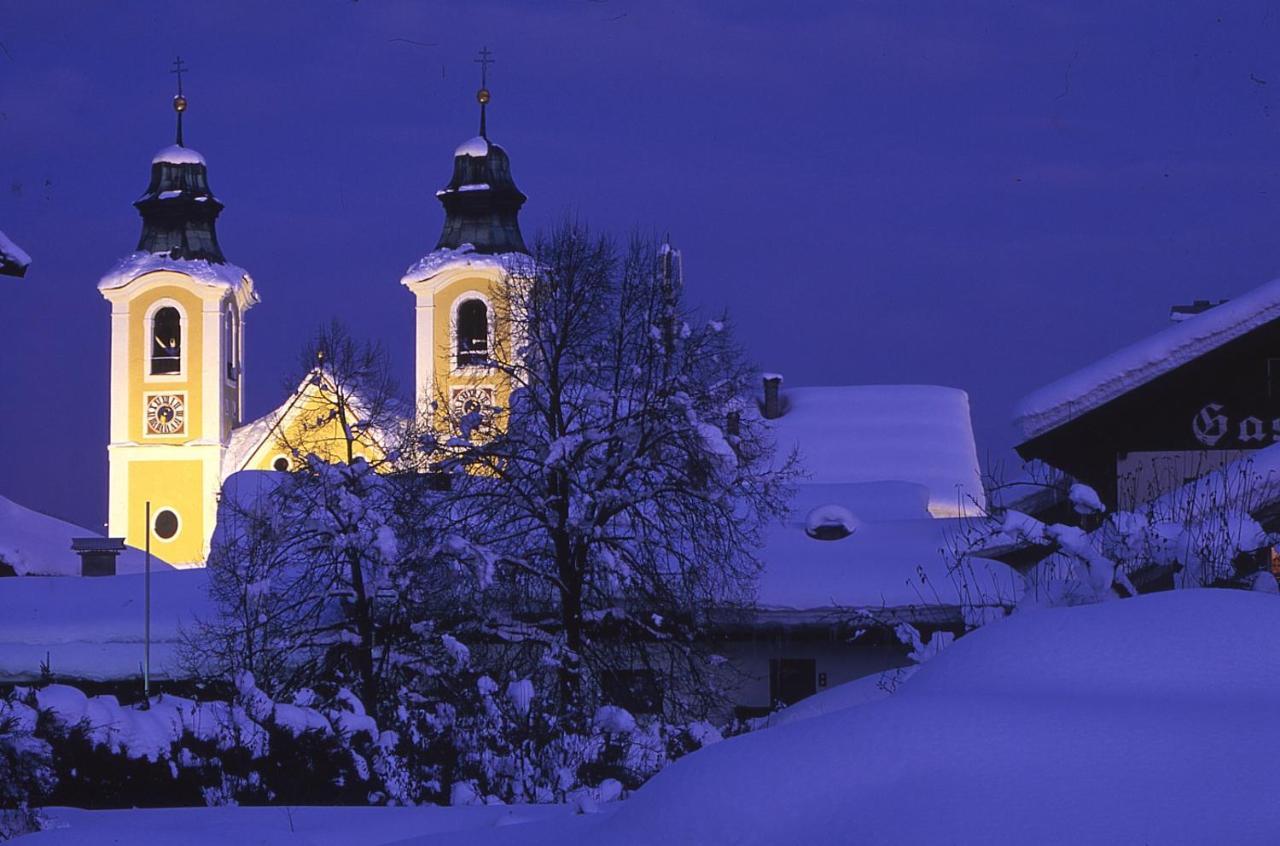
401;48;528;422
99;65;259;565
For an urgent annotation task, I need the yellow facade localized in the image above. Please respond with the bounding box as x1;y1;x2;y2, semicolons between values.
234;377;385;474
407;264;512;431
103;268;256;566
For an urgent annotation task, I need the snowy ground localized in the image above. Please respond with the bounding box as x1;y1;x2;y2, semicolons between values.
17;589;1280;845
22;804;587;845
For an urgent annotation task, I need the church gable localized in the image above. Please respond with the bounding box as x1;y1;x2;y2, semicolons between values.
223;371;384;479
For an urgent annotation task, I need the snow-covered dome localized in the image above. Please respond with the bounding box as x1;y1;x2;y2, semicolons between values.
454;136;490;158
152;144;206;165
805;505;859;541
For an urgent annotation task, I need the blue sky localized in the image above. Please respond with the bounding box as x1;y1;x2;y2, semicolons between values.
3;1;1280;528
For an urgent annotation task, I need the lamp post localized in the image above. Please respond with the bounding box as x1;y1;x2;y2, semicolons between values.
144;500;152;702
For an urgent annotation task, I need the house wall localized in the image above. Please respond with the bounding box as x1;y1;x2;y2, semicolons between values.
1018;318;1280;506
714;638;910;718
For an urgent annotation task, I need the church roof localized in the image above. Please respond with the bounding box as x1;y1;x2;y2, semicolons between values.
1015;275;1280;440
134;142;226;262
434;133;528;254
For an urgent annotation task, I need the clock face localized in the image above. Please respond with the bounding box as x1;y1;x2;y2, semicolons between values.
146;392;186;436
450;386;495;418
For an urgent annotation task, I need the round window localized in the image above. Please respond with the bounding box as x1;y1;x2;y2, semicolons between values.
273;456;291;472
154;509;180;540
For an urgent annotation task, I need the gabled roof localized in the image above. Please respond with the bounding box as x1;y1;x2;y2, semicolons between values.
1016;276;1280;440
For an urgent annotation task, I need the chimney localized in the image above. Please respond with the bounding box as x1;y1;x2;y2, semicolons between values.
71;537;127;577
762;373;784;420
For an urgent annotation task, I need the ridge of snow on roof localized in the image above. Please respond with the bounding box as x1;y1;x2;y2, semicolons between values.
152;144;206;165
757;505;1020;611
0;493;172;576
1016;276;1280;439
0;229;32;270
400;242;533;286
769;385;985;516
98;251;254;293
0;570;206;682
454;136;490;157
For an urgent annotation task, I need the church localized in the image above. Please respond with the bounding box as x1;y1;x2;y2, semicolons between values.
98;72;521;565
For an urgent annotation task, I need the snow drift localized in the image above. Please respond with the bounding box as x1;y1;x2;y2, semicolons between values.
430;589;1280;846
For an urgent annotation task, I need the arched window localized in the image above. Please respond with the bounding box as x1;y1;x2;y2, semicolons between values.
151;307;182;375
224;304;238;381
456;299;489;368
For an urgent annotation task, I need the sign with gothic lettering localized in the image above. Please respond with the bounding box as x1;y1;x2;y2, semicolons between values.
1191;402;1280;448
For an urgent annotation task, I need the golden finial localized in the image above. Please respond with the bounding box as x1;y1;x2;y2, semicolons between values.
474;46;493;137
170;56;189;146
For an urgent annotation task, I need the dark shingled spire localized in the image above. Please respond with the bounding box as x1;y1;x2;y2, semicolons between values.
134;151;226;262
133;63;227;263
433;48;528;255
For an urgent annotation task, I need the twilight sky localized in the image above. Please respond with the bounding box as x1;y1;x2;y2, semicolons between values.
4;1;1280;529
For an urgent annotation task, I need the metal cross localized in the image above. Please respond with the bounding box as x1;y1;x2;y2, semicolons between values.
474;46;493;88
171;56;188;95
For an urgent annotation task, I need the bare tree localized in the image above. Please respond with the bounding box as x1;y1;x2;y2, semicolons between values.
431;223;796;720
194;324;453;713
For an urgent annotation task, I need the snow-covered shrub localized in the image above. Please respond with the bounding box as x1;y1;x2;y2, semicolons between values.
0;696;54;840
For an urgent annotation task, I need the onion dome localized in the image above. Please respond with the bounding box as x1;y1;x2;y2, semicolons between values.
435;135;528;254
433;52;528;255
133;59;228;263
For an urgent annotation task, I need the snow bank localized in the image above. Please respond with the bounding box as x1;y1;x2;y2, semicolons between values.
0;492;172;576
0;569;209;682
98;251;254;293
769;385;985;516
27;804;582;846
152;144;207;165
1016;275;1280;439
436;589;1280;846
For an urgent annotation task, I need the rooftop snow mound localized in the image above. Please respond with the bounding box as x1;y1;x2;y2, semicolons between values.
1016;276;1280;439
400;243;533;286
769;385;985;516
454;136;491;157
152;145;207;166
152;145;206;165
0;492;172;576
98;251;254;293
0;229;32;275
0;570;207;682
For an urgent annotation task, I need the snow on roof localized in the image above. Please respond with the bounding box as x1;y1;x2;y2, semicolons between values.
756;493;1021;611
0;493;172;576
152;144;206;165
222;394;298;480
1016;276;1280;440
0;570;207;682
0;228;32;275
454;136;491;157
400;243;533;287
769;385;985;516
98;251;255;294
